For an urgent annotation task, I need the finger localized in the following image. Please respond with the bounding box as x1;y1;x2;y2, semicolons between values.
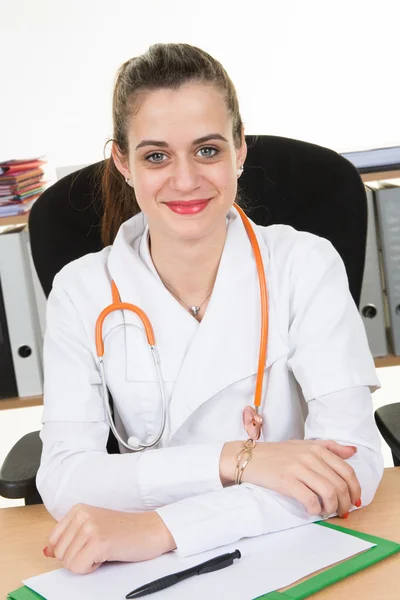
297;469;340;516
314;440;357;459
43;545;55;558
63;526;93;570
53;517;87;563
320;449;362;506
284;477;323;516
48;505;82;549
307;462;352;516
67;540;104;575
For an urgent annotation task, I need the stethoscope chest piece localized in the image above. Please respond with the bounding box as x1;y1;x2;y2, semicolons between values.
242;406;263;441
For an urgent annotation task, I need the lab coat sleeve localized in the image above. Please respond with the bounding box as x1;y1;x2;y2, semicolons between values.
36;278;224;520
286;234;380;398
156;386;384;557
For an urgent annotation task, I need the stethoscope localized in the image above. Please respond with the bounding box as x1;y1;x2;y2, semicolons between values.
95;203;269;451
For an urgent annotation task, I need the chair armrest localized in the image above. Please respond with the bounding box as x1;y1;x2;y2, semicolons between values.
375;404;400;465
0;431;42;500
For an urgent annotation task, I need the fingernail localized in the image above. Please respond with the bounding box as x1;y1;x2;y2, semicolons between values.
345;446;358;452
355;498;362;508
43;546;49;557
342;512;349;519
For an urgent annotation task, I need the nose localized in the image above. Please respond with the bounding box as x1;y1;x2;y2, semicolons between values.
170;158;201;194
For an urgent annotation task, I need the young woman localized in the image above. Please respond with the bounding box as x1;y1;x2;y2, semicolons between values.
36;43;383;575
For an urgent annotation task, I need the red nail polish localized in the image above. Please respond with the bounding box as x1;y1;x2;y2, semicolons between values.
43;546;49;557
355;498;362;508
342;512;349;519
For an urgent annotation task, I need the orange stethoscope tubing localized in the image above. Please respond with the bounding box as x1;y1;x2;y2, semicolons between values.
234;204;269;410
95;203;269;451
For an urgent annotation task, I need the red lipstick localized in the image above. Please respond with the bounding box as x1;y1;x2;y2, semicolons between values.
164;199;211;215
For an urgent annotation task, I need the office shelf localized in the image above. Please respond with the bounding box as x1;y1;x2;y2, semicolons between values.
374;355;400;368
0;213;29;227
0;395;43;411
360;170;400;183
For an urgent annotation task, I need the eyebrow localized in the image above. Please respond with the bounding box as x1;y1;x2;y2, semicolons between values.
135;133;229;151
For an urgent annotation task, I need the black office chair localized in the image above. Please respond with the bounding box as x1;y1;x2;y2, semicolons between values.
0;134;393;505
375;406;400;467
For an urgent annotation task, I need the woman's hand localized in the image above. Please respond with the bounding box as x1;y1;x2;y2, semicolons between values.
220;439;361;518
43;504;176;574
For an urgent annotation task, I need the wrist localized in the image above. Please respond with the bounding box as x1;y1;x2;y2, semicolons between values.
220;441;243;486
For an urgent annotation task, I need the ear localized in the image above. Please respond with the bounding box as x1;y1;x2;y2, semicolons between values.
111;141;131;180
236;127;247;169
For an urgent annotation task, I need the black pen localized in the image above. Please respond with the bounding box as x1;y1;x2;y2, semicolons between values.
125;548;241;598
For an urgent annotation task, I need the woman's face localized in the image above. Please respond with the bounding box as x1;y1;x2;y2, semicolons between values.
113;82;247;242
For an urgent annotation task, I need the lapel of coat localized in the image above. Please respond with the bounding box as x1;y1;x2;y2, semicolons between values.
107;212;199;384
106;209;288;441
167;208;288;439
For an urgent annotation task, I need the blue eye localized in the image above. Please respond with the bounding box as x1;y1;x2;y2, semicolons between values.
145;147;219;165
198;147;218;158
146;152;167;163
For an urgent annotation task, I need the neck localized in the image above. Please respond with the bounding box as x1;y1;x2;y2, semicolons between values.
149;221;227;299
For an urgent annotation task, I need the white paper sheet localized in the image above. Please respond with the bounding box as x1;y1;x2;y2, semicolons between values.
24;523;374;600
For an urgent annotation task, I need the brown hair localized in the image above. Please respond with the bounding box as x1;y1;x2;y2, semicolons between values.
101;43;244;246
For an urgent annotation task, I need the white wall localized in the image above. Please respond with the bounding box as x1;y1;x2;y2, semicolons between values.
1;0;399;167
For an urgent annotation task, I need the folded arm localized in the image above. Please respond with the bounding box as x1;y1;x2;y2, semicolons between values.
37;420;224;519
154;385;383;556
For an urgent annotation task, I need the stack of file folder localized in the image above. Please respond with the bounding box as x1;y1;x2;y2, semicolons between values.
0;158;47;218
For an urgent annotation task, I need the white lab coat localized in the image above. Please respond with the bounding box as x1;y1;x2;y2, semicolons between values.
36;207;383;557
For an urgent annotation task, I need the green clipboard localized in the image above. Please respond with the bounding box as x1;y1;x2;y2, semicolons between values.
256;522;400;600
7;522;400;600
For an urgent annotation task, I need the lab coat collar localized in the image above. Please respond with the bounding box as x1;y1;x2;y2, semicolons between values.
107;207;288;440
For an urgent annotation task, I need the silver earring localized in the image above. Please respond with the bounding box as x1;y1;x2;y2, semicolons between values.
237;166;244;177
125;177;131;186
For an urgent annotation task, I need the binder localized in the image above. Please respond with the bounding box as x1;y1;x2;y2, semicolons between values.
0;225;43;397
0;276;18;398
359;187;388;357
26;234;46;342
7;523;400;600
373;184;400;355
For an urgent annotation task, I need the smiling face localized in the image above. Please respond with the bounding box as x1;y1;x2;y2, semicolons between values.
112;82;247;242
